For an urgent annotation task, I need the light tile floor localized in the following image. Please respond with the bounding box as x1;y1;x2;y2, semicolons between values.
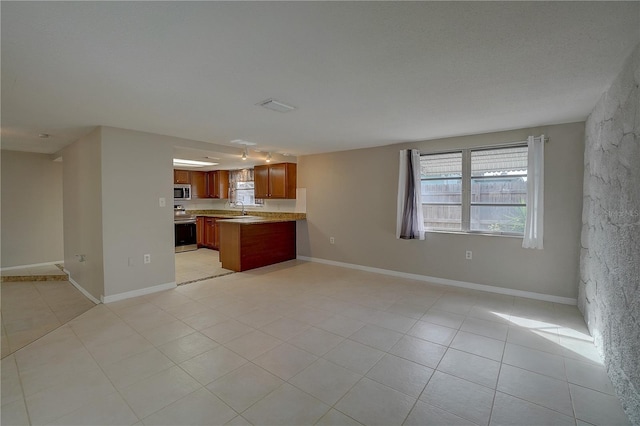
1;276;96;358
175;249;234;285
1;260;630;425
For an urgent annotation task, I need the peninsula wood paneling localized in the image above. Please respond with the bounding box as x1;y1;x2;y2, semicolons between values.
219;221;296;271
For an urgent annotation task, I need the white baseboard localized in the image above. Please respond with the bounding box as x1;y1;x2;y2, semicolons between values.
1;260;64;271
64;269;102;305
297;256;577;305
101;281;177;304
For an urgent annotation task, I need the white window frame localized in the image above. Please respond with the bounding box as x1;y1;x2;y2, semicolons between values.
421;143;528;237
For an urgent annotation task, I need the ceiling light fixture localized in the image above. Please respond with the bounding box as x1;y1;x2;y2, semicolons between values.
231;139;257;146
241;148;248;160
256;98;296;113
173;158;218;167
266;152;272;163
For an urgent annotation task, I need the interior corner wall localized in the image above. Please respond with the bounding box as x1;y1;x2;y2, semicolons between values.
100;127;175;298
579;43;640;423
297;121;584;300
0;150;64;268
62;128;105;300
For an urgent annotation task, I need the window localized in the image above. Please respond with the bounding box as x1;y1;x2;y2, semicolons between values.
421;152;463;231
421;145;527;235
229;169;264;207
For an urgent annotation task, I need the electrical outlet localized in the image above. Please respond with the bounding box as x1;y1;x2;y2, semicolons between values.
465;250;472;260
144;254;151;264
330;237;335;244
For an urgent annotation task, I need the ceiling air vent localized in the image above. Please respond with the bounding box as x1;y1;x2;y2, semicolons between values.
256;98;296;113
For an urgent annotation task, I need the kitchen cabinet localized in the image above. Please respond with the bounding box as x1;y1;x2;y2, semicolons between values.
197;216;223;250
200;217;222;250
213;220;221;249
204;217;216;249
254;163;296;199
196;216;205;246
174;169;191;184
206;170;229;199
191;171;207;198
219;220;296;271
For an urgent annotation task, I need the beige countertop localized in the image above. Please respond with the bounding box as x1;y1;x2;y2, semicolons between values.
216;216;298;224
194;214;244;219
188;209;306;221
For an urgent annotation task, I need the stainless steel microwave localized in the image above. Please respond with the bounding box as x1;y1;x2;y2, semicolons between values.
174;184;191;201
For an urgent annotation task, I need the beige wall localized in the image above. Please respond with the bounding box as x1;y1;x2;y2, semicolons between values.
297;122;584;299
62;129;105;300
1;150;64;268
61;126;226;300
100;127;175;297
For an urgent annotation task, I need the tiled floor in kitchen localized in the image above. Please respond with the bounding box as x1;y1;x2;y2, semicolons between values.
1;260;630;425
175;249;234;285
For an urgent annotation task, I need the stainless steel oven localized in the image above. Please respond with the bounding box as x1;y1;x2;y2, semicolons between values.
174;205;197;252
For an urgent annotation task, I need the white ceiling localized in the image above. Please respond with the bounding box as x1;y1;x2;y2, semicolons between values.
2;2;639;157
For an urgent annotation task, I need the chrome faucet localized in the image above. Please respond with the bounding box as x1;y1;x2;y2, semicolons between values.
236;201;246;215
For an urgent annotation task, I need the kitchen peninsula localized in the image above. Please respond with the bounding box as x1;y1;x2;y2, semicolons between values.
188;210;305;272
218;217;299;272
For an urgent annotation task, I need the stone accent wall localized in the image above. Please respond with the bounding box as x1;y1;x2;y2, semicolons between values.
579;43;640;424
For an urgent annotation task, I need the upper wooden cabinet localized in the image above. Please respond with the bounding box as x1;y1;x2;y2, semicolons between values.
254;163;297;199
174;169;229;199
190;171;207;199
207;170;229;199
174;169;191;184
254;165;270;199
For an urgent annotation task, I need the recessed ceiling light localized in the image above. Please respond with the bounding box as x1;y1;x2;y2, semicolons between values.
173;158;219;167
256;98;296;113
38;133;51;138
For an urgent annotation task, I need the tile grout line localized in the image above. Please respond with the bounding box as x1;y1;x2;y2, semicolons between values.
6;261;611;426
11;353;34;426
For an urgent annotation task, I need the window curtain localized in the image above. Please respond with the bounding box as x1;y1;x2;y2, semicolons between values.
522;135;544;249
396;149;425;240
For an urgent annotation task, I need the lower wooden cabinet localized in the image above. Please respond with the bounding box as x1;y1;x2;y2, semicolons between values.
197;216;221;250
196;216;205;246
219;221;296;272
213;220;220;249
204;218;215;249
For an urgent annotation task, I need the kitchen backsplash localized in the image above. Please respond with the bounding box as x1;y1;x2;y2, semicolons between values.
179;188;306;213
